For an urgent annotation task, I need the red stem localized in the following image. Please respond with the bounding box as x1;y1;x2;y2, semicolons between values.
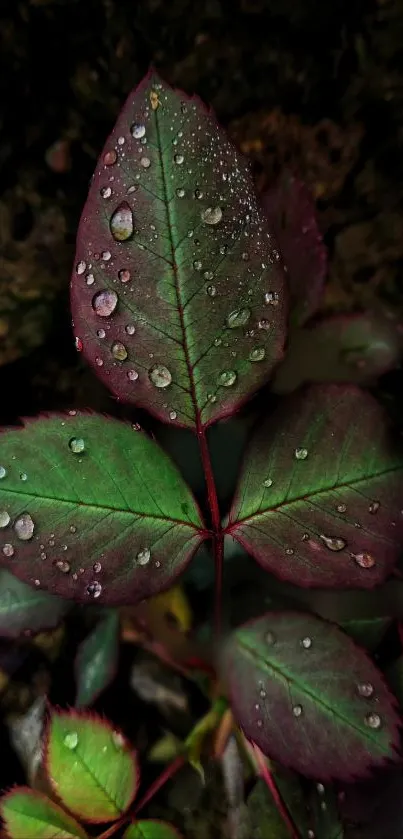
252;743;301;839
196;423;223;636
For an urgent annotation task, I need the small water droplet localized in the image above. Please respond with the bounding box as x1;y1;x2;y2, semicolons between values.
55;559;70;574
86;273;95;286
249;346;265;362
97;329;106;339
193;260;202;271
256;719;263;728
174;153;184;165
131;123;146;139
220;245;227;255
169;410;177;420
20;472;28;481
64;732;78;750
265;630;276;645
104;150;117;166
149;364;172;388
226;308;251;329
0;467;7;479
14;513;35;541
110;202;134;242
352;552;376;569
70;525;77;533
264;291;280;306
285;547;294;555
176;188;185;198
206;285;217;297
127;369;139;382
357;682;374;698
96;357;103;367
93;561;102;573
92;289;118;318
75;337;83;352
294;447;308;460
369;501;380;514
337;503;347;513
118;269;131;283
308;831;316;839
319;534;346;552
263;478;273;488
76;260;86;275
218;370;237;387
0;511;10;528
136;547;151;565
112;730;125;749
259;688;267;698
293;704;303;717
141;156;151;169
365;712;381;729
301;637;312;649
2;544;14;557
111;341;128;361
86;580;102;599
258;319;270;331
317;783;325;794
69;437;85;454
201;206;222;225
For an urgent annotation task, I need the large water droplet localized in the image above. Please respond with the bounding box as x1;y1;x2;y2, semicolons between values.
149;364;172;388
14;513;35;541
69;437;85;454
2;544;14;557
0;511;10;528
86;580;102;599
218;370;237;388
201;206;222;225
92;289;118;318
131;123;146;139
64;732;78;750
357;682;374;698
352;552;376;569
249;346;266;362
136;547;151;565
294;447;308;460
0;467;7;479
365;712;381;729
111;341;128;361
319;534;346;552
226;308;251;329
110;202;134;242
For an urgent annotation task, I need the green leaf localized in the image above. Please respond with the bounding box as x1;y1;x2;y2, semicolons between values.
0;787;88;838
227;385;403;588
45;709;139;822
75;609;120;707
123;821;183;839
70;71;287;430
310;784;344;839
0;568;70;638
246;773;309;839
224;611;401;780
340;617;391;652
0;413;205;604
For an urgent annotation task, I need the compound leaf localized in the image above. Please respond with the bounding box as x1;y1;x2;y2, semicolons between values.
0;569;70;638
75;609;120;707
0;413;205;604
123;821;183;839
224;612;401;780
227;385;403;588
71;71;286;430
0;787;88;839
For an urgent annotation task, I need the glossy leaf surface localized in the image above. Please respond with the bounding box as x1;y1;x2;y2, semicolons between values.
0;414;204;604
46;710;138;822
0;569;70;638
227;385;403;588
123;821;182;839
246;774;309;839
0;788;88;839
75;609;120;707
71;71;287;430
224;612;401;780
262;172;326;326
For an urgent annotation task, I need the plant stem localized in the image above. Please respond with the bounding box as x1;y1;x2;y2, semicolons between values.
251;743;301;839
196;423;223;636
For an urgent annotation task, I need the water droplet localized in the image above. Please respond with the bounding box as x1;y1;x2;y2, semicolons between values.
201;206;222;225
369;501;380;514
226;308;251;329
294;447;308;460
169;410;177;420
263;478;273;488
119;269;131;283
365;712;381;729
104;150;117;166
96;357;103;367
20;472;27;481
101;186;112;199
174;153;184;164
40;551;47;560
93;561;102;573
0;511;10;528
285;547;294;555
357;682;374;698
265;630;276;645
317;783;325;794
256;719;263;728
131;123;146;139
352;552;376;569
75;337;83;352
220;245;227;255
337;503;347;513
206;285;217;297
320;802;327;812
69;437;85;454
264;291;280;306
86;273;95;286
55;559;70;574
136;547;151;565
97;328;106;339
76;260;86;275
127;369;139;382
319;534;346;552
64;732;78;750
203;270;214;281
140;156;151;169
92;289;118;318
2;544;14;557
70;525;77;533
14;513;35;541
176;188;185;198
110;202;134;241
308;831;315;839
258;319;270;331
111;341;128;361
218;370;237;387
249;346;265;362
112;730;125;749
193;260;202;271
86;580;102;599
0;467;7;479
149;364;172;389
293;704;303;717
301;637;312;649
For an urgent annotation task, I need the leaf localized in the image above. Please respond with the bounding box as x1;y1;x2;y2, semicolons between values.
386;655;403;708
226;384;403;588
75;609;120;707
262;172;326;326
340;617;391;652
0;413;205;604
45;709;139;822
224;611;401;781
309;784;344;839
147;583;192;633
272;312;402;394
0;787;88;838
70;71;287;430
246;773;309;839
123;821;183;839
0;569;70;638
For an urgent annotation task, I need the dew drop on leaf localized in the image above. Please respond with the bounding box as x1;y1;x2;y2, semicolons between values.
93;561;102;573
136;547;151;565
258;318;271;331
249;346;266;362
111;341;128;361
140;156;151;169
337;503;347;513
20;472;28;481
319;534;346;552
86;581;102;598
2;543;14;557
131;123;146;139
64;732;79;750
92;289;118;318
293;704;303;717
149;364;172;388
0;467;7;479
75;337;83;352
76;261;86;275
176;188;185;198
193;260;202;271
127;369;139;382
69;437;85;454
101;186;112;199
218;370;237;388
369;501;380;514
357;682;374;698
110;202;134;242
365;712;381;729
86;273;95;286
259;688;267;698
206;285;217;297
263;478;273;488
111;730;125;749
174;153;184;164
104;150;117;166
55;559;70;574
169;410;177;420
265;630;276;646
352;552;376;569
14;513;35;541
264;291;280;306
97;329;106;339
118;269;131;283
294;447;308;460
301;637;312;649
317;783;325;794
101;250;111;262
201;206;222;225
0;511;10;528
226;308;251;329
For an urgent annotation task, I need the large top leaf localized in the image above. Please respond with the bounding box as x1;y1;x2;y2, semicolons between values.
226;385;403;588
0;413;204;604
71;71;287;430
0;788;88;839
224;612;401;781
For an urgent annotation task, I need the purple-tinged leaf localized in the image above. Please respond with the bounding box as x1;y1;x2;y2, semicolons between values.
224;612;401;781
75;610;120;708
123;821;183;839
272;311;402;394
45;709;139;823
226;385;403;588
262;172;326;326
0;787;88;839
70;71;287;430
0;414;205;605
0;569;70;638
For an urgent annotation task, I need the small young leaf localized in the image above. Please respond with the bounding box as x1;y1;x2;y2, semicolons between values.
0;569;70;638
224;612;401;780
340;617;391;652
227;385;403;588
262;172;326;326
0;414;205;604
0;787;88;838
45;709;139;822
123;820;183;839
70;71;287;430
75;609;120;707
